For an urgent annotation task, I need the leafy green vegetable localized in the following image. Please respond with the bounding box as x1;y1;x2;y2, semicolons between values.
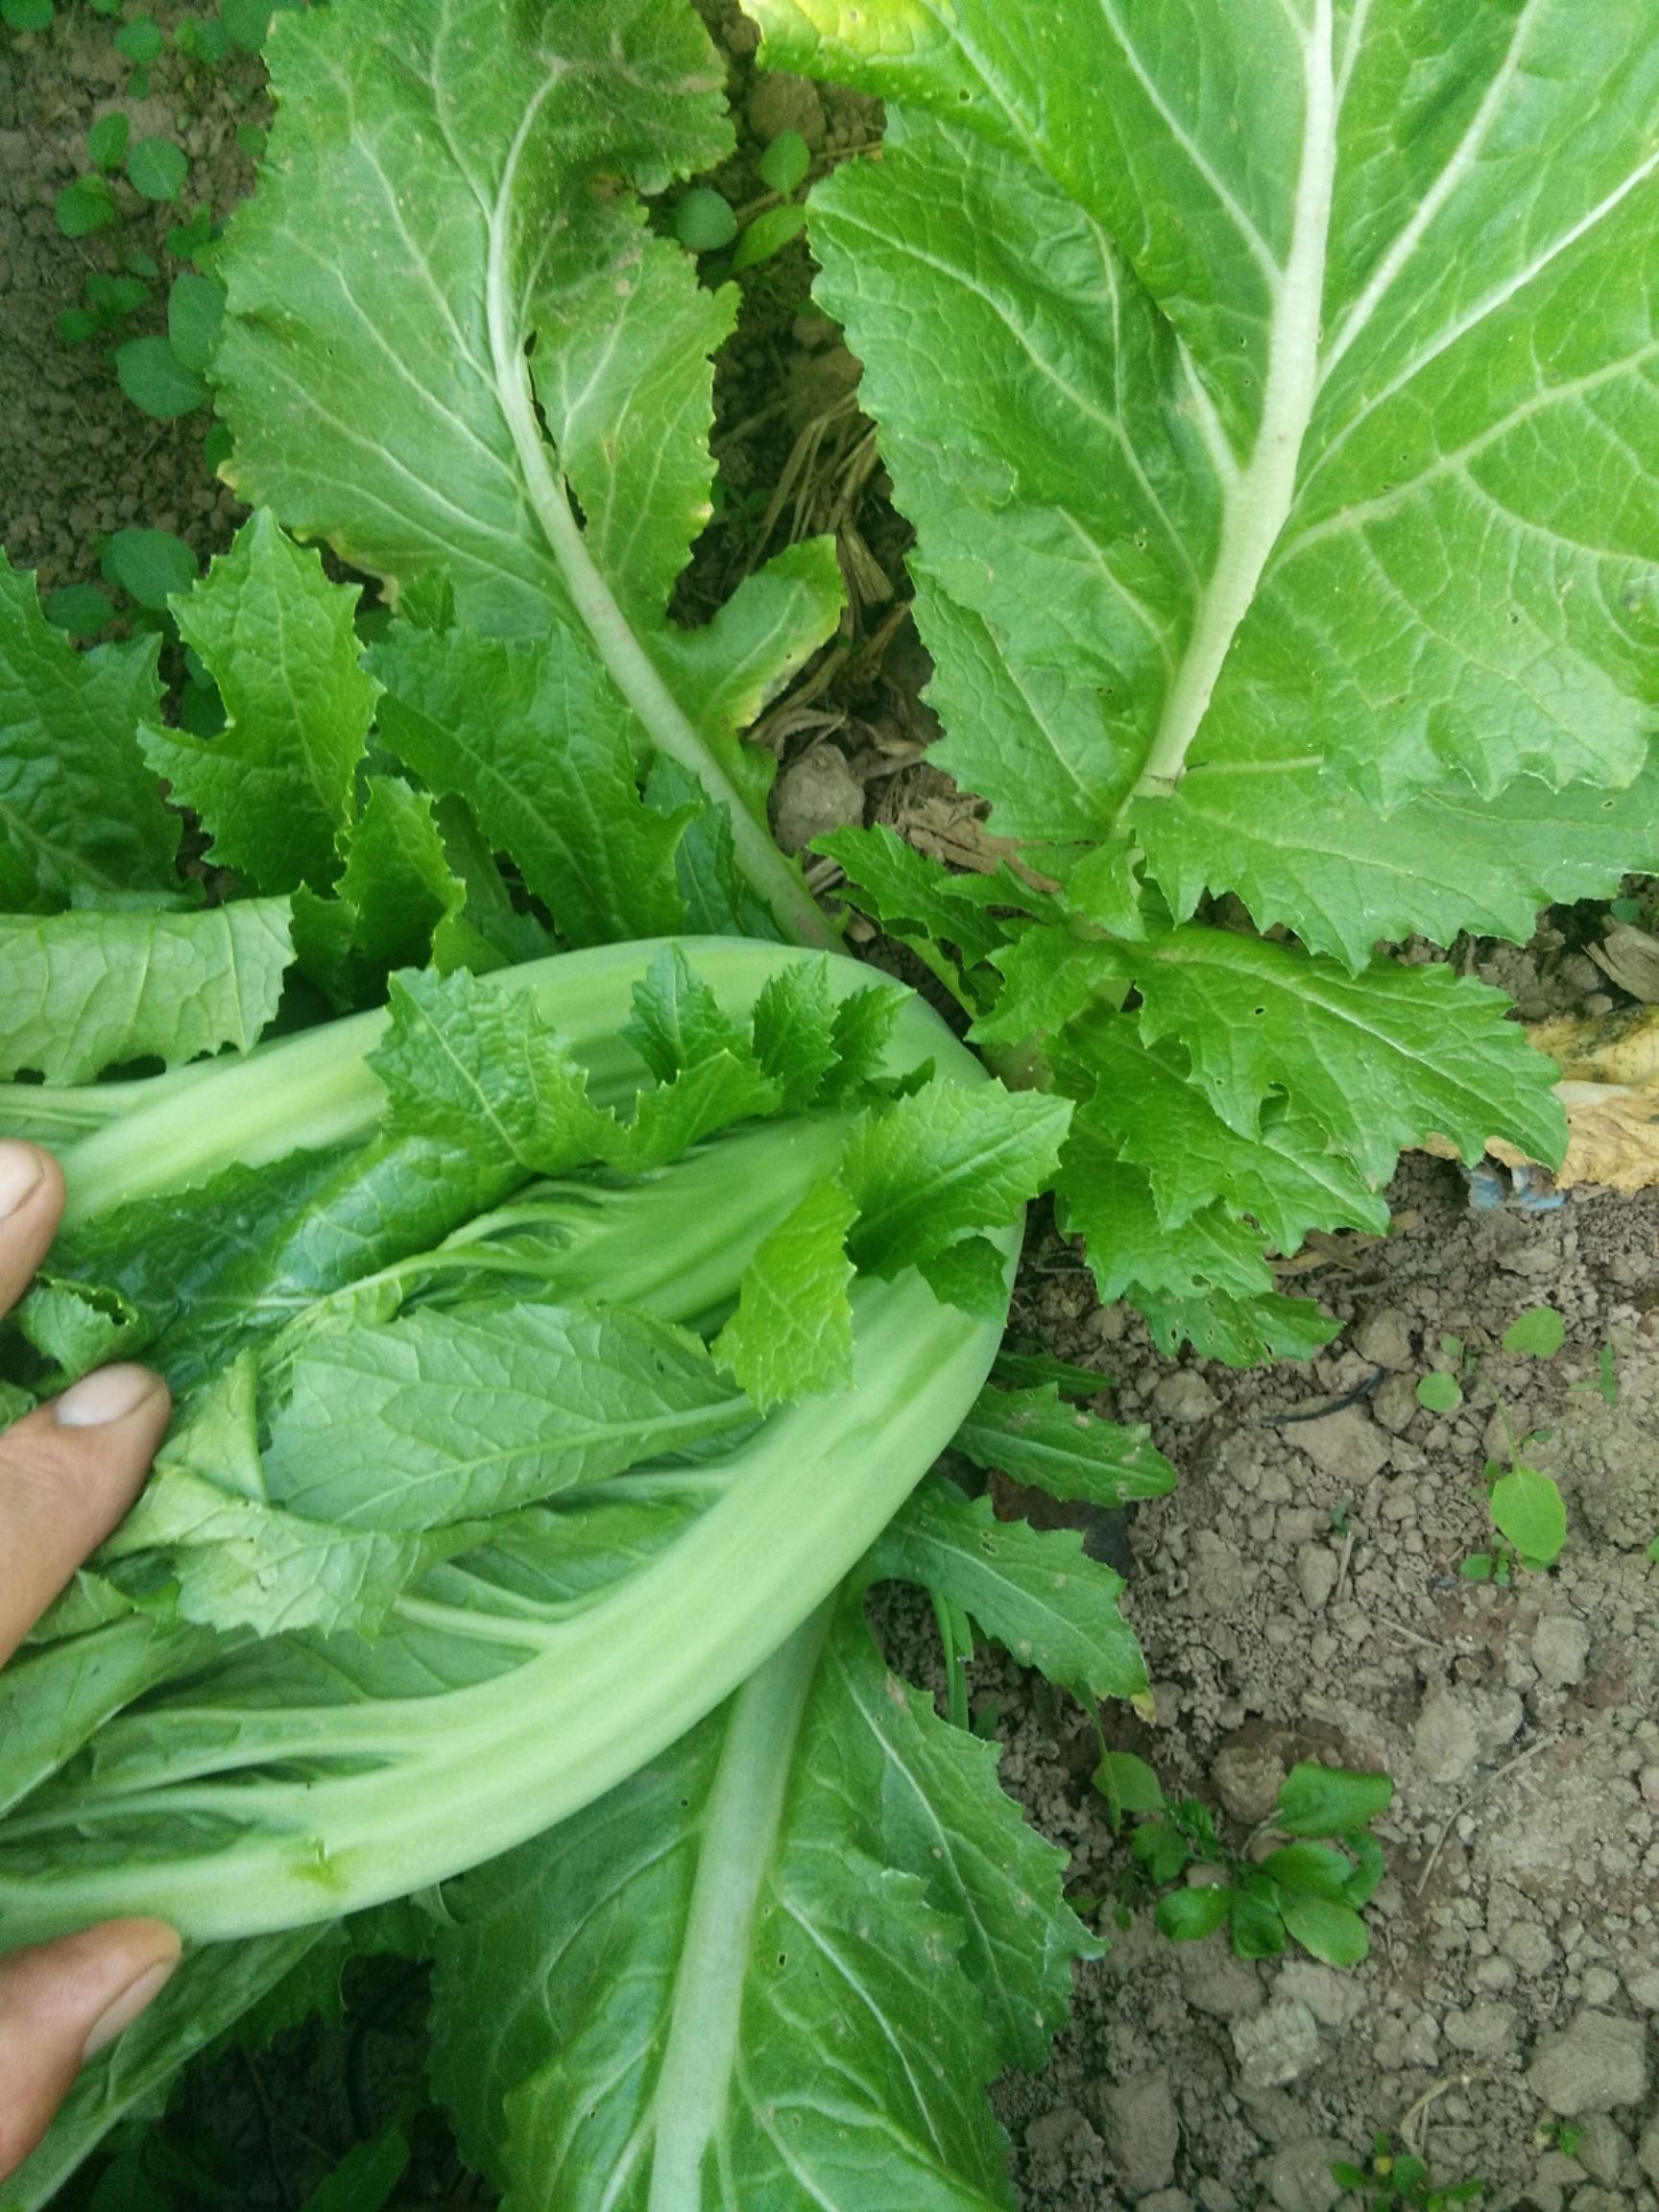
748;0;1659;1353
212;0;842;946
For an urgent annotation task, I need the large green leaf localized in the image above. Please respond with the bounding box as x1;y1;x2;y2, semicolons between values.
213;0;842;944
429;1600;1090;2211
0;902;293;1082
0;564;177;908
138;512;378;894
763;0;1659;861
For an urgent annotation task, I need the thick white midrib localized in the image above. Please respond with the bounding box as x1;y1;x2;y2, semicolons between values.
1126;3;1336;807
644;1606;830;2212
482;93;832;952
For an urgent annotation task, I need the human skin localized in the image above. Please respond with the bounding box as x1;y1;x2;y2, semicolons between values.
0;1139;180;2180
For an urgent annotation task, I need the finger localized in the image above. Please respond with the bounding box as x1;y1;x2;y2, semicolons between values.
0;1366;170;1667
0;1919;181;2179
0;1142;64;1316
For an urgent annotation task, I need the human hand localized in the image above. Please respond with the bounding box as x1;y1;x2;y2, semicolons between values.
0;1141;180;2180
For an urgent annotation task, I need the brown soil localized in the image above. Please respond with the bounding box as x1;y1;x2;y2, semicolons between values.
4;8;1657;2212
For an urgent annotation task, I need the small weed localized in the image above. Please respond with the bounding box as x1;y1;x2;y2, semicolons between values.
673;129;815;274
1092;1754;1392;1967
1334;2132;1484;2207
1415;1309;1571;1577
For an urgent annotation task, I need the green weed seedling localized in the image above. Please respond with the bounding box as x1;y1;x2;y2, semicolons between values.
673;128;813;273
0;0;54;30
1411;1310;1571;1580
1094;1754;1392;1966
1334;2133;1484;2208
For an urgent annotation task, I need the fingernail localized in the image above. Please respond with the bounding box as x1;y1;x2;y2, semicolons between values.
82;1954;180;2061
55;1364;161;1429
0;1142;44;1220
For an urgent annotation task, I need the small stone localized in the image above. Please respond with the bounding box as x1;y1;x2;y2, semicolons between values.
1294;1544;1339;1611
1580;1967;1620;2009
1196;2184;1238;2212
1141;2194;1195;2212
1623;1964;1659;2012
1213;1735;1289;1824
1567;2189;1626;2211
1353;1308;1414;1369
1573;2113;1631;2186
1639;1765;1659;1815
1527;2009;1648;2116
1639;2117;1659;2185
1531;1614;1591;1689
1289;1407;1391;1485
1232;1997;1323;2088
1503;1919;1555;1975
1023;2104;1096;2162
1277;1961;1364;2031
1372;1374;1419;1434
1442;2001;1519;2056
1100;2070;1180;2198
1260;2137;1344;2212
1178;1936;1265;2021
1412;1688;1481;1786
746;70;828;149
1153;1370;1218;1423
770;744;864;854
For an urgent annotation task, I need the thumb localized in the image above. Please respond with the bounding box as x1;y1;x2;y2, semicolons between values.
0;1920;181;2179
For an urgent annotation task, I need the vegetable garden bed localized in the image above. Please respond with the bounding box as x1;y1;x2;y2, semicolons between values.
3;2;1659;2207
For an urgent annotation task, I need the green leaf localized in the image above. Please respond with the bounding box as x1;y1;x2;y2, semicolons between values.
54;175;119;237
731;200;808;271
673;184;737;252
265;1303;748;1531
1141;757;1659;973
772;0;1659;845
843;1080;1071;1279
139;513;379;893
2;0;53;28
296;2126;410;2212
0;902;292;1083
1503;1305;1566;1359
114;334;209;420
17;1276;146;1382
1489;1464;1567;1567
1417;1371;1463;1412
126;134;187;201
113;14;162;60
430;1603;1090;2205
370;968;619;1184
100;528;199;611
953;1383;1177;1509
758;128;811;196
1118;928;1566;1184
713;1178;856;1412
371;622;688;947
817;823;1031;978
747;957;840;1110
1274;1763;1393;1839
1156;1886;1232;1943
916;1233;1013;1321
1259;1842;1356;1903
1278;1891;1369;1968
213;0;841;946
166;269;225;372
40;585;116;638
86;111;131;170
1055;1011;1392;1254
1093;1748;1164;1816
865;1479;1147;1703
296;774;469;991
